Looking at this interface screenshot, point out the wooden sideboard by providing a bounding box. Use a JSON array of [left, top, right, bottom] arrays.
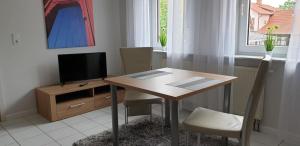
[[36, 79, 124, 121]]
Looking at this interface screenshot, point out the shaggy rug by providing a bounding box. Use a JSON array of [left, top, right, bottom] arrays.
[[74, 117, 239, 146]]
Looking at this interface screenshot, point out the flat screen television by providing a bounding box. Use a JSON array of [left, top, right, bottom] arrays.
[[58, 52, 107, 84]]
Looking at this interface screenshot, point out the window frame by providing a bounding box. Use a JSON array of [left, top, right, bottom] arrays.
[[237, 0, 288, 58]]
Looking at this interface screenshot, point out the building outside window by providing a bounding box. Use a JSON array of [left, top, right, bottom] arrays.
[[239, 0, 296, 57]]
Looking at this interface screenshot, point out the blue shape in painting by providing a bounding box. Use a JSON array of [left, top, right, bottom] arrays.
[[48, 6, 88, 49]]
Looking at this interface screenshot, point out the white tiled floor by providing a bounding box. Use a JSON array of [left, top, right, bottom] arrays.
[[0, 104, 288, 146]]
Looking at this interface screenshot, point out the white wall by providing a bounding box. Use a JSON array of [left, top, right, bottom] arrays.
[[0, 0, 122, 118], [0, 70, 5, 120]]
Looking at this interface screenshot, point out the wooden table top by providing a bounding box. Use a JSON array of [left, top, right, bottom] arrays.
[[104, 68, 237, 100]]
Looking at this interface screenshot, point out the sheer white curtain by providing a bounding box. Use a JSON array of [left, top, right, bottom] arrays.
[[126, 0, 157, 47], [167, 0, 237, 111], [279, 0, 300, 142]]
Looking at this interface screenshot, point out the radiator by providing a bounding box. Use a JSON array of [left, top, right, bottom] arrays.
[[232, 66, 264, 131]]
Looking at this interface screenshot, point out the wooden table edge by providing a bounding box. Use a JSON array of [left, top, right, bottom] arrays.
[[104, 80, 177, 100], [104, 78, 236, 101]]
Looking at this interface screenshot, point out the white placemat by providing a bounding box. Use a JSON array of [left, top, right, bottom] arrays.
[[167, 76, 222, 91], [127, 70, 172, 80]]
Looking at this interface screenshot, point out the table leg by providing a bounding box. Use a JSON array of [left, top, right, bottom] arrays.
[[222, 83, 232, 146], [111, 85, 119, 146], [171, 100, 179, 146], [165, 99, 170, 126], [223, 83, 231, 113]]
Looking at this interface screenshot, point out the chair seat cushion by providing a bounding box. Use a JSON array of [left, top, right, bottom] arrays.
[[124, 91, 162, 106], [183, 107, 243, 138]]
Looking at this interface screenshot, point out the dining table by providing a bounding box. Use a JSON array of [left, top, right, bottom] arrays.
[[104, 68, 237, 146]]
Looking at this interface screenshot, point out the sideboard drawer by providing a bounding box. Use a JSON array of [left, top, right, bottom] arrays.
[[56, 97, 94, 120], [94, 93, 111, 108]]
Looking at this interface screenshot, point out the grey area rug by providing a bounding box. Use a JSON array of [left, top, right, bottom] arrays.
[[74, 117, 239, 146]]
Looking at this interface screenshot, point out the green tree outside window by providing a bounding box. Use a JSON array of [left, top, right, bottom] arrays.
[[160, 0, 168, 48]]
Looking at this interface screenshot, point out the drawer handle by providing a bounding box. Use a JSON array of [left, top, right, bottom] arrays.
[[105, 96, 111, 99], [69, 103, 85, 109]]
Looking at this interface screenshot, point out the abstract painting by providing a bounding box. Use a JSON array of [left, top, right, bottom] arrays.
[[44, 0, 95, 49]]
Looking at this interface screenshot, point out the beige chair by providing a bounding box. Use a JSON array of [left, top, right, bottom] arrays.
[[120, 47, 164, 127], [183, 58, 270, 146]]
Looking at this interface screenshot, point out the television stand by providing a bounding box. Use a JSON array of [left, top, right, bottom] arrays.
[[36, 79, 125, 121]]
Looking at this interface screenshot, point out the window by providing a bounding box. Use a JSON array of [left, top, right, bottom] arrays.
[[238, 0, 296, 57], [159, 0, 168, 34], [158, 0, 168, 49]]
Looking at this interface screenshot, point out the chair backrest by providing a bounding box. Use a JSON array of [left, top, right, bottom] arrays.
[[240, 58, 270, 146], [120, 47, 153, 74]]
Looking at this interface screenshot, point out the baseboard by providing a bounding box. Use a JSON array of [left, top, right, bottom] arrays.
[[261, 126, 300, 145], [4, 108, 37, 121]]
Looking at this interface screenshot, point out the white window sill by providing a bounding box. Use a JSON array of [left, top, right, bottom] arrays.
[[235, 55, 286, 62], [153, 49, 167, 53], [153, 50, 286, 63]]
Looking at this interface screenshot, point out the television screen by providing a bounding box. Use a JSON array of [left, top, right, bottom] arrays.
[[58, 52, 107, 84]]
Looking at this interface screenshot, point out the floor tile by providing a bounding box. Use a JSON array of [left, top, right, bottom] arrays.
[[251, 132, 280, 146], [4, 122, 35, 134], [10, 126, 42, 142], [81, 125, 108, 136], [90, 114, 112, 125], [102, 122, 114, 129], [0, 118, 29, 128], [82, 110, 108, 120], [250, 142, 270, 146], [0, 108, 285, 146], [57, 133, 85, 146], [43, 142, 60, 146], [37, 121, 67, 133], [101, 107, 111, 113], [118, 117, 125, 125], [70, 120, 99, 132], [280, 142, 300, 146], [18, 133, 54, 146], [0, 134, 17, 146], [47, 126, 79, 141], [0, 126, 8, 137], [24, 114, 49, 125], [127, 115, 147, 122], [62, 115, 90, 126], [6, 143, 19, 146]]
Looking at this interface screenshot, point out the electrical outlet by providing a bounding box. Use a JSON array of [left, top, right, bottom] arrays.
[[11, 33, 21, 46]]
